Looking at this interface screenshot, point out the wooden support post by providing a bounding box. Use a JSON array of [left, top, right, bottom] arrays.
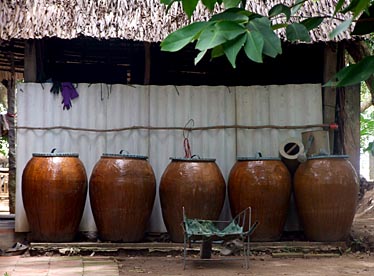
[[341, 84, 361, 175], [144, 42, 151, 85], [24, 40, 45, 82], [322, 44, 338, 153], [24, 40, 37, 82]]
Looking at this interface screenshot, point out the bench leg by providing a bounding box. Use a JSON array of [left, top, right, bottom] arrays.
[[200, 240, 212, 259]]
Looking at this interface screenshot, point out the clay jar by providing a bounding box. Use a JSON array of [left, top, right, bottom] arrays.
[[22, 152, 87, 242], [159, 158, 226, 242], [294, 155, 359, 241], [89, 153, 156, 242], [228, 157, 292, 241]]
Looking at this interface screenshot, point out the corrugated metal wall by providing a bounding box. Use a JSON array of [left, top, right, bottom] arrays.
[[16, 83, 322, 232]]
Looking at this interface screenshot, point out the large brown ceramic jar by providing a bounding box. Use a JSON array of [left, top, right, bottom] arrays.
[[159, 158, 226, 242], [228, 157, 292, 241], [22, 152, 87, 242], [89, 153, 156, 242], [294, 155, 359, 241]]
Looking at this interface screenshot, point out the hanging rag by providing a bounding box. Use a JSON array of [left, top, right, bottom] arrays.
[[61, 82, 79, 110], [50, 81, 61, 94]]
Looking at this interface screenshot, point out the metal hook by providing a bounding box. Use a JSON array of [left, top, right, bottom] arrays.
[[51, 148, 57, 153]]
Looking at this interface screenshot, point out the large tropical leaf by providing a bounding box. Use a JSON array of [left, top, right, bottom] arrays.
[[195, 50, 208, 65], [329, 18, 353, 39], [268, 4, 291, 20], [161, 22, 209, 52], [211, 45, 225, 58], [210, 8, 252, 23], [196, 24, 228, 51], [291, 0, 305, 15], [352, 3, 374, 35], [223, 0, 241, 9], [300, 17, 324, 31], [247, 17, 282, 58], [286, 23, 311, 42], [202, 0, 218, 11], [196, 21, 245, 51], [223, 33, 247, 68], [328, 56, 374, 87], [244, 31, 264, 63], [182, 0, 199, 18], [342, 0, 371, 18], [216, 21, 246, 40]]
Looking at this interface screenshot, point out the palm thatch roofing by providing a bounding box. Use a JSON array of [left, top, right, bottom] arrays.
[[0, 0, 351, 42]]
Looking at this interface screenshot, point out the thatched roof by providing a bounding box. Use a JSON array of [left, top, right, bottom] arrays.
[[0, 0, 352, 42]]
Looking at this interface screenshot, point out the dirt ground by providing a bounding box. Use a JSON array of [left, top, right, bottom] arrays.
[[116, 253, 374, 276], [350, 181, 374, 251], [116, 180, 374, 276]]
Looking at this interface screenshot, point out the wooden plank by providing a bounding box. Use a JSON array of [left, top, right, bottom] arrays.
[[342, 84, 361, 175], [24, 40, 37, 82], [322, 44, 338, 153], [144, 42, 151, 85]]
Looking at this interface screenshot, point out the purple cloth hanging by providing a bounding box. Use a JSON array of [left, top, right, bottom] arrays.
[[61, 82, 79, 110]]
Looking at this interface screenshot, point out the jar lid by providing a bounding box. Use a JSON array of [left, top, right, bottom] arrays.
[[237, 156, 281, 161], [32, 152, 79, 157], [308, 154, 349, 160], [102, 153, 148, 160], [170, 157, 216, 162]]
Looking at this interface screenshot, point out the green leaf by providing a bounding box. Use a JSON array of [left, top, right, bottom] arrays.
[[216, 21, 246, 40], [161, 22, 209, 52], [182, 0, 199, 18], [286, 23, 311, 42], [268, 4, 291, 20], [223, 33, 247, 68], [352, 4, 374, 35], [196, 24, 227, 51], [160, 0, 175, 5], [244, 31, 264, 63], [291, 0, 305, 15], [335, 56, 374, 87], [210, 8, 251, 23], [223, 0, 241, 9], [202, 0, 218, 11], [329, 18, 352, 39], [211, 45, 225, 58], [247, 17, 282, 58], [196, 21, 245, 51], [300, 17, 324, 31], [272, 23, 288, 30], [160, 0, 178, 13], [195, 50, 208, 65], [342, 0, 371, 18], [334, 0, 346, 14]]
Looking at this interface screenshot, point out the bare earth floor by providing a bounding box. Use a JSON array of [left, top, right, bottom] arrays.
[[2, 188, 374, 275], [118, 254, 374, 276], [1, 253, 374, 276]]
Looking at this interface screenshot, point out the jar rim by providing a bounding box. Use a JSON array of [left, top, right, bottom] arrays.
[[170, 157, 216, 162], [102, 153, 148, 160], [32, 153, 79, 157]]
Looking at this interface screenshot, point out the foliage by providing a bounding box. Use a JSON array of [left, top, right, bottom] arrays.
[[361, 110, 374, 153], [160, 0, 374, 86]]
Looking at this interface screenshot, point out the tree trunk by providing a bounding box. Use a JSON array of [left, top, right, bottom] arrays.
[[6, 45, 16, 214], [345, 40, 374, 113]]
